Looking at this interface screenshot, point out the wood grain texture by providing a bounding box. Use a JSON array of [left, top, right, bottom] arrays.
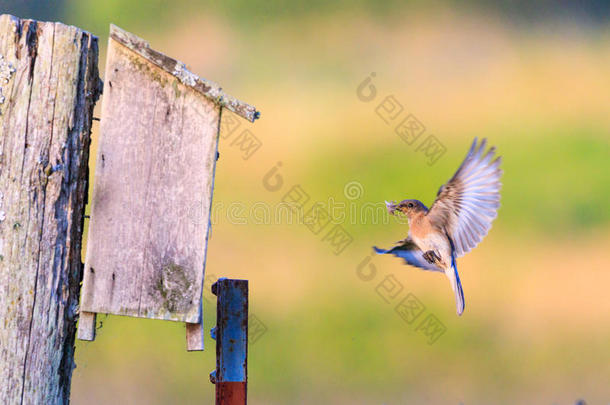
[[77, 311, 96, 341], [186, 321, 204, 351], [80, 28, 221, 327], [0, 14, 100, 405]]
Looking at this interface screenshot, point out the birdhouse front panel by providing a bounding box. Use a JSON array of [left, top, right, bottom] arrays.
[[80, 30, 220, 323]]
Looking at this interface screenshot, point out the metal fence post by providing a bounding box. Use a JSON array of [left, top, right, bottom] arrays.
[[210, 278, 248, 405]]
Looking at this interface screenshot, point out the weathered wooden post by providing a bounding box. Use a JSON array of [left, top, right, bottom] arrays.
[[210, 278, 249, 405], [0, 14, 100, 404]]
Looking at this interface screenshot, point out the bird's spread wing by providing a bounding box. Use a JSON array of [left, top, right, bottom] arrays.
[[374, 238, 444, 272], [427, 138, 502, 257]]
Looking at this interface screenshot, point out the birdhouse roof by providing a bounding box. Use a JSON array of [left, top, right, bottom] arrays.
[[109, 24, 259, 122]]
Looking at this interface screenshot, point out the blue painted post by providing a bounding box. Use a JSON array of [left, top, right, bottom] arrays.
[[210, 278, 248, 405]]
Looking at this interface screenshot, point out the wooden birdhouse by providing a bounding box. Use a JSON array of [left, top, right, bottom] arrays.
[[77, 25, 258, 350]]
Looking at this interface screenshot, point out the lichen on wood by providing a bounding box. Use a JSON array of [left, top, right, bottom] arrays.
[[109, 24, 260, 122], [0, 53, 16, 107]]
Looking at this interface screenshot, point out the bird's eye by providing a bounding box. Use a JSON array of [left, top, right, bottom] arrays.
[[408, 203, 414, 208]]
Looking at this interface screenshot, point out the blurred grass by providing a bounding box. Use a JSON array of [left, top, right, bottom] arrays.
[[0, 1, 603, 404]]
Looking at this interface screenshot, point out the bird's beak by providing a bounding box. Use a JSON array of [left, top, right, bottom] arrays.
[[385, 200, 398, 215]]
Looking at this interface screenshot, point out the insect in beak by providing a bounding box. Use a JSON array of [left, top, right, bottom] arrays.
[[385, 200, 398, 215]]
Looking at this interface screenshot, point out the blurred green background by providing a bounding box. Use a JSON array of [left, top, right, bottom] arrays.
[[4, 1, 610, 404]]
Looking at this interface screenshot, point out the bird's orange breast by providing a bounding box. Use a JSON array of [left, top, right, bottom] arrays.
[[410, 213, 433, 240]]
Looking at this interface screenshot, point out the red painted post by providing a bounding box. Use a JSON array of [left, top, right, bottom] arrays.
[[216, 382, 247, 404]]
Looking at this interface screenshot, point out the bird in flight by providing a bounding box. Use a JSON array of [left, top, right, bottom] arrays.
[[374, 138, 502, 316]]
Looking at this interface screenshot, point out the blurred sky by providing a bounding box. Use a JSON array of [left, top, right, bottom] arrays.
[[2, 1, 609, 404]]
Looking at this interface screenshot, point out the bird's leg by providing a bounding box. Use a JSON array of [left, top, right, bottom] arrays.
[[422, 250, 440, 264], [422, 250, 434, 264]]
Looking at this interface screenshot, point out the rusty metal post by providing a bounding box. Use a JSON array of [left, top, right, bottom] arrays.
[[210, 278, 248, 405]]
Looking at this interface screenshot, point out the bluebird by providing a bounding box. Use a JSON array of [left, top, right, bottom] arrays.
[[374, 138, 502, 316]]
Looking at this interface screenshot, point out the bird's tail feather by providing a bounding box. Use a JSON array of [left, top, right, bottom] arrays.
[[447, 259, 465, 316]]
